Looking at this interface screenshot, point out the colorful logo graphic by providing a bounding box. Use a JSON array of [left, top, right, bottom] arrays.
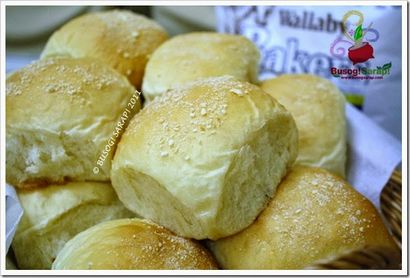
[[330, 10, 379, 65], [329, 10, 391, 81], [345, 14, 374, 64]]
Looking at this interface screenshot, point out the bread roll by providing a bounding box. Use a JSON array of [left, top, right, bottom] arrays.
[[261, 75, 346, 177], [12, 182, 135, 269], [142, 32, 260, 101], [6, 57, 139, 188], [208, 166, 397, 269], [111, 76, 298, 240], [41, 10, 168, 88], [52, 219, 218, 270]]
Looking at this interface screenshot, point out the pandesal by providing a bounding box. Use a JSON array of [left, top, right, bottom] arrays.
[[261, 74, 347, 177], [12, 181, 135, 269], [142, 32, 260, 101], [52, 219, 218, 270], [6, 57, 139, 188], [208, 166, 397, 269], [111, 76, 298, 240], [41, 10, 168, 88]]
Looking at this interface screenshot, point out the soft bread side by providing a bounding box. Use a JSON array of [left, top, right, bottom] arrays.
[[6, 57, 139, 187], [261, 74, 347, 177], [12, 182, 135, 269]]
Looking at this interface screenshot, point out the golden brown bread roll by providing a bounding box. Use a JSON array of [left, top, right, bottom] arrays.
[[52, 219, 218, 270], [208, 166, 397, 269], [142, 32, 260, 101], [261, 74, 347, 177], [41, 10, 168, 88], [111, 76, 298, 240], [6, 57, 140, 188], [12, 182, 135, 269]]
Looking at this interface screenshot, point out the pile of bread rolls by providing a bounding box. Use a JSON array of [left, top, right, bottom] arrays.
[[6, 9, 398, 270]]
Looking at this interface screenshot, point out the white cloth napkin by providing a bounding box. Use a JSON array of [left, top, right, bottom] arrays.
[[346, 103, 402, 209], [6, 184, 23, 253]]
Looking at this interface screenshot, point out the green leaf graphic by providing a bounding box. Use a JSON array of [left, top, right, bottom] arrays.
[[382, 62, 392, 70], [354, 25, 363, 41], [345, 94, 364, 107]]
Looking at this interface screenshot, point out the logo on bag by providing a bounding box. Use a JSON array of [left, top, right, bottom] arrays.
[[329, 10, 392, 80], [345, 12, 375, 64]]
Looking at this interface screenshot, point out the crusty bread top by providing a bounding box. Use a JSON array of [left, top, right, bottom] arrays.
[[261, 74, 346, 177], [142, 32, 260, 100], [52, 218, 218, 270], [208, 166, 397, 269], [6, 56, 137, 138], [41, 10, 168, 88]]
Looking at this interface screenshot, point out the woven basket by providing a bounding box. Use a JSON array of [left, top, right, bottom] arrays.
[[307, 171, 402, 270]]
